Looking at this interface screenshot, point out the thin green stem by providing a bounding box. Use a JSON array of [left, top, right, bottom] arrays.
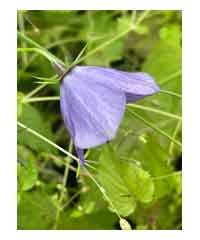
[[152, 171, 182, 180], [127, 103, 181, 120], [23, 96, 60, 103], [24, 35, 110, 70], [25, 83, 48, 98], [23, 14, 40, 33], [62, 189, 83, 210], [159, 89, 182, 99], [135, 10, 150, 25], [54, 140, 73, 229], [17, 32, 65, 66], [85, 162, 97, 171], [127, 109, 182, 147], [46, 38, 83, 48], [119, 156, 142, 166], [75, 28, 131, 65], [24, 75, 58, 100], [159, 70, 181, 86], [34, 81, 57, 85], [131, 10, 137, 23], [118, 118, 175, 149], [85, 159, 99, 164], [84, 167, 121, 219], [17, 47, 57, 64], [17, 122, 95, 173], [69, 43, 89, 68], [76, 161, 81, 178], [18, 12, 28, 65], [84, 149, 91, 159], [17, 122, 79, 163], [17, 31, 42, 49], [32, 74, 58, 81], [169, 119, 182, 155]]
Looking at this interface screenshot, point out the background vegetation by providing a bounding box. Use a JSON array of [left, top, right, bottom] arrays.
[[17, 10, 182, 230]]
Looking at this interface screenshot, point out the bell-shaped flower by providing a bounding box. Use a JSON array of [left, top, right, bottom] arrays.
[[60, 66, 160, 165]]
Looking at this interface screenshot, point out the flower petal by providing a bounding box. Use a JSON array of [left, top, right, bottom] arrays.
[[70, 66, 160, 103], [75, 147, 85, 166], [60, 83, 75, 138], [60, 67, 126, 149]]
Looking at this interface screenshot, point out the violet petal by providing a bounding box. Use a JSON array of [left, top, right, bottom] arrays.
[[70, 66, 160, 103], [60, 65, 160, 165], [60, 67, 126, 149]]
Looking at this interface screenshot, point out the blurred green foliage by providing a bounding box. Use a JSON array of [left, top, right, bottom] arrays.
[[17, 10, 182, 230]]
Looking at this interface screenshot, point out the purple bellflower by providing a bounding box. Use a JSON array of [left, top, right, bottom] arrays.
[[60, 66, 160, 166]]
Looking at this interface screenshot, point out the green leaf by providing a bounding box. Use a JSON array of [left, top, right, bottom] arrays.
[[142, 40, 181, 93], [84, 37, 124, 67], [17, 190, 56, 230], [141, 40, 182, 142], [115, 128, 177, 199], [135, 24, 149, 35], [79, 172, 106, 213], [159, 24, 181, 47], [97, 144, 154, 217], [18, 104, 56, 153], [97, 145, 136, 216], [135, 136, 176, 199], [117, 14, 132, 33], [113, 106, 180, 199], [57, 210, 118, 230], [133, 182, 182, 229], [17, 145, 38, 191], [81, 12, 124, 66], [118, 157, 154, 203]]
